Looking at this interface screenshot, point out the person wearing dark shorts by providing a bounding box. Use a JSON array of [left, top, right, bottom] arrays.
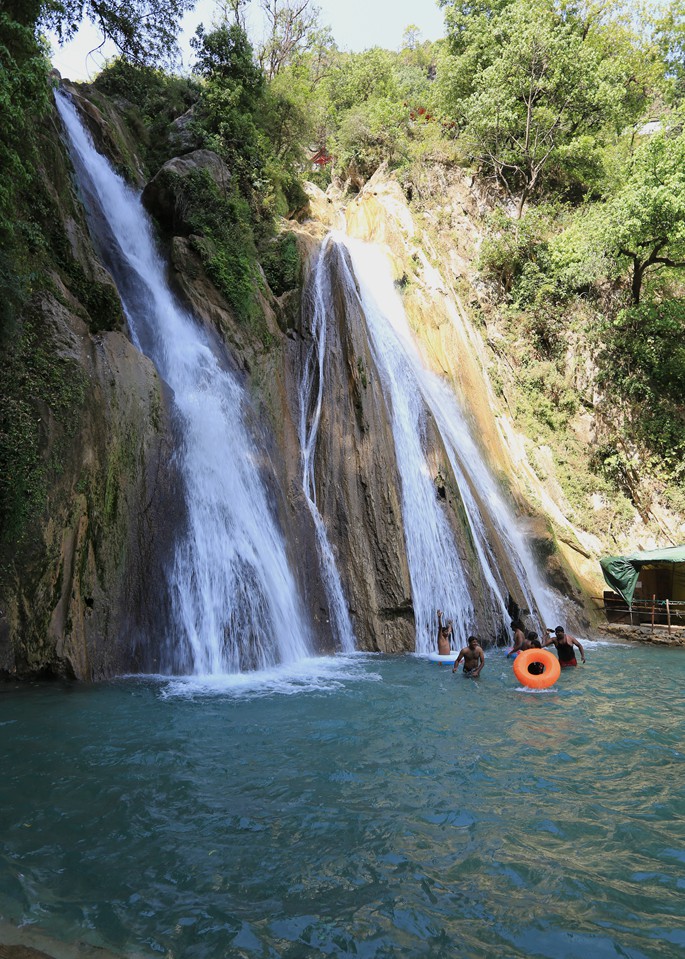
[[453, 636, 485, 678], [544, 626, 586, 667]]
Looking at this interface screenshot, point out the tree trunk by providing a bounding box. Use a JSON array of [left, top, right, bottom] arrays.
[[631, 259, 643, 305], [516, 185, 530, 220]]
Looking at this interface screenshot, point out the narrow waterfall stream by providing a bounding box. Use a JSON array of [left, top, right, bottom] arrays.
[[338, 235, 556, 649], [298, 237, 356, 652], [56, 91, 312, 674]]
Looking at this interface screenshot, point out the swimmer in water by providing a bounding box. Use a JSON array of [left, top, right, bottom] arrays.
[[526, 633, 544, 674], [436, 610, 454, 656], [507, 619, 527, 658], [544, 626, 586, 667], [452, 636, 484, 678]]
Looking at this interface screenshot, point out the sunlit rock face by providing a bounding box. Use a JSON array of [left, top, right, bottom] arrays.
[[340, 170, 590, 628], [345, 173, 510, 478]]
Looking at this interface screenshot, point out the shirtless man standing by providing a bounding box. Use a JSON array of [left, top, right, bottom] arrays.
[[452, 636, 485, 678], [544, 626, 586, 667], [507, 619, 527, 658], [436, 610, 454, 655]]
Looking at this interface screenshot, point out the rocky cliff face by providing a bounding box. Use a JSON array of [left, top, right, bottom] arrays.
[[291, 241, 415, 651], [288, 234, 540, 649], [0, 89, 177, 679], [341, 172, 589, 623], [2, 80, 610, 679]]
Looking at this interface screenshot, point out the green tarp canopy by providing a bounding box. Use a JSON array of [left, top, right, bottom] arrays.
[[600, 546, 685, 605]]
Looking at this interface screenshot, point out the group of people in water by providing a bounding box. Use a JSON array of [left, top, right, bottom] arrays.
[[436, 609, 586, 677], [507, 618, 586, 667]]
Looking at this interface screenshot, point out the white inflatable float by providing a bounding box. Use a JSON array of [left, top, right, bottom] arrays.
[[426, 652, 459, 663]]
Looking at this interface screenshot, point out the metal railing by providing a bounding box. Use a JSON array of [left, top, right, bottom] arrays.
[[595, 594, 685, 633]]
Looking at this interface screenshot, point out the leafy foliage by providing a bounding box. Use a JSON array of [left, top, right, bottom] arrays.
[[438, 0, 648, 214], [0, 13, 50, 330], [594, 127, 685, 303], [597, 301, 685, 483], [41, 0, 196, 66], [169, 168, 258, 324], [260, 231, 300, 296], [93, 57, 199, 172], [654, 0, 685, 101]]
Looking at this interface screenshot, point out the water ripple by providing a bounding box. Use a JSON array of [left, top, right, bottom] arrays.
[[0, 644, 683, 958]]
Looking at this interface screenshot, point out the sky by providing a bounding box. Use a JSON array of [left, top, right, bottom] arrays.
[[50, 0, 446, 81]]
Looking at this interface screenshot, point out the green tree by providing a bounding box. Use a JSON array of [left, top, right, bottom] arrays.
[[598, 127, 685, 304], [598, 300, 685, 482], [191, 20, 264, 94], [654, 0, 685, 100], [438, 0, 647, 214], [191, 23, 265, 191], [323, 47, 398, 114], [191, 19, 308, 216], [402, 24, 422, 51], [332, 96, 410, 179]]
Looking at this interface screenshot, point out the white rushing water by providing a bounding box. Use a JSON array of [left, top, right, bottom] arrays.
[[332, 236, 473, 651], [339, 236, 557, 649], [299, 238, 356, 652], [56, 91, 312, 674]]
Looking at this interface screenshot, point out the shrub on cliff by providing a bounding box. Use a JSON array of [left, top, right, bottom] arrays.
[[0, 13, 50, 331], [93, 58, 199, 172], [597, 301, 685, 487]]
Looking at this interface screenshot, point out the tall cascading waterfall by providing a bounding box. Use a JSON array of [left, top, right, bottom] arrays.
[[331, 235, 474, 651], [336, 234, 556, 651], [298, 237, 356, 652], [55, 91, 312, 674]]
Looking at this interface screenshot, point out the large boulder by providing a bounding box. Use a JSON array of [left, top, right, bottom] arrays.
[[142, 150, 231, 236], [168, 106, 200, 154]]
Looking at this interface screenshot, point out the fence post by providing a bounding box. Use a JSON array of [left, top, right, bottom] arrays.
[[651, 594, 656, 633], [666, 599, 671, 636]]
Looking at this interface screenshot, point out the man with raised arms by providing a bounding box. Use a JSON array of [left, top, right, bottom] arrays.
[[436, 609, 454, 655], [544, 626, 586, 667], [452, 636, 485, 678]]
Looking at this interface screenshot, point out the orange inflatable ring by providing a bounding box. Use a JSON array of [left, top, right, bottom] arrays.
[[513, 649, 561, 689]]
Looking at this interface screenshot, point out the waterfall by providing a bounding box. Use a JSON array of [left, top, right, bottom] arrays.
[[415, 370, 556, 629], [333, 237, 474, 651], [338, 235, 556, 650], [55, 91, 312, 675], [298, 238, 356, 652]]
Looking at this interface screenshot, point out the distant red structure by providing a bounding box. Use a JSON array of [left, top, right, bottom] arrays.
[[311, 147, 332, 166]]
